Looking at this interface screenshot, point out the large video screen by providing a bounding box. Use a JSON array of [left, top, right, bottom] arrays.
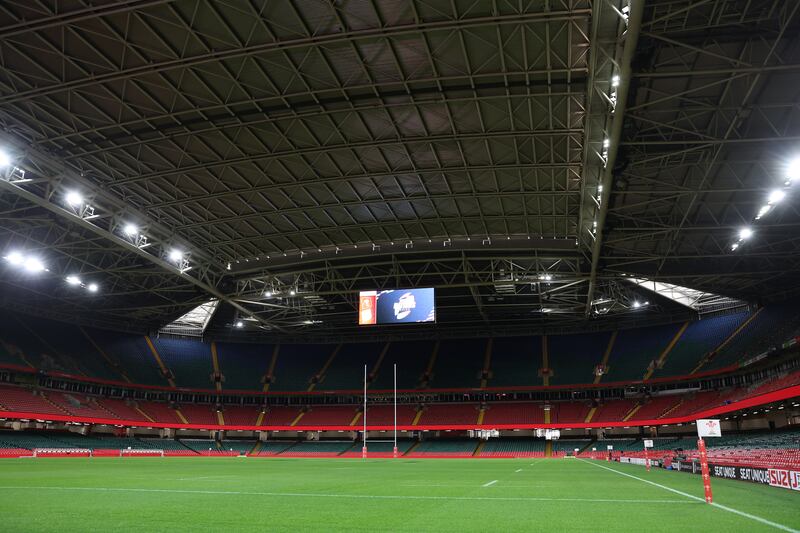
[[358, 288, 436, 325]]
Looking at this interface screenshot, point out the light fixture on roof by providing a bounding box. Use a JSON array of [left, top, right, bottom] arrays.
[[168, 249, 183, 262], [123, 223, 138, 237], [0, 150, 11, 168], [234, 321, 244, 329], [603, 138, 610, 148], [289, 289, 296, 296], [65, 275, 82, 286], [23, 256, 45, 273], [739, 227, 753, 240], [786, 157, 800, 185], [65, 191, 83, 207], [5, 251, 24, 266], [611, 75, 620, 88], [87, 283, 99, 293], [755, 205, 771, 220], [731, 242, 739, 251], [264, 291, 272, 298], [632, 301, 641, 309], [767, 189, 786, 205]]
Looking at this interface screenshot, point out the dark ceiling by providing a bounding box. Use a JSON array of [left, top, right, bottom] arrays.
[[0, 0, 797, 340]]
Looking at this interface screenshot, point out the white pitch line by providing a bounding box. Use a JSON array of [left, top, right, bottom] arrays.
[[581, 460, 799, 533], [482, 479, 498, 487], [0, 486, 698, 504], [515, 469, 522, 473]]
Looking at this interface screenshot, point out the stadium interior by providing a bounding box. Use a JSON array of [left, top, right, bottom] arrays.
[[0, 0, 799, 531]]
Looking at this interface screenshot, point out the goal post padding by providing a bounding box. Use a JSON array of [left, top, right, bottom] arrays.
[[33, 448, 92, 458]]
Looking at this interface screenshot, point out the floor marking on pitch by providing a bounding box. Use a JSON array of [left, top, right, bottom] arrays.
[[482, 479, 498, 487], [0, 486, 699, 504], [580, 460, 799, 533], [515, 469, 522, 473]]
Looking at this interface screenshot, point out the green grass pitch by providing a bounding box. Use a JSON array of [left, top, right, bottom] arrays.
[[0, 457, 798, 532]]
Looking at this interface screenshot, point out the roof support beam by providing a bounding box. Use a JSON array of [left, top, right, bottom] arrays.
[[585, 0, 644, 314]]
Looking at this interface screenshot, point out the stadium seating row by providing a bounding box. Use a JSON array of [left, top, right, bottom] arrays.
[[3, 430, 795, 467], [1, 371, 797, 428], [1, 304, 795, 392]]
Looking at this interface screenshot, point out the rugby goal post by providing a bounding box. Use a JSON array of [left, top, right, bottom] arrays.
[[120, 448, 165, 457], [33, 448, 92, 458]]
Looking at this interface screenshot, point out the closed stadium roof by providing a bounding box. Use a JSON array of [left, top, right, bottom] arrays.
[[0, 0, 797, 339]]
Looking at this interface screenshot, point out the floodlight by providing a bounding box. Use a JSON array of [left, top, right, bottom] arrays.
[[6, 251, 24, 265], [87, 283, 99, 293], [603, 138, 610, 148], [123, 223, 138, 237], [265, 291, 272, 297], [731, 242, 739, 251], [787, 157, 800, 184], [65, 275, 82, 286], [23, 257, 44, 273], [235, 321, 244, 328], [632, 301, 641, 308], [0, 150, 11, 168], [611, 75, 620, 88], [289, 289, 296, 296], [755, 205, 771, 219], [767, 189, 786, 204], [168, 249, 183, 262], [65, 191, 83, 207], [739, 227, 753, 240]]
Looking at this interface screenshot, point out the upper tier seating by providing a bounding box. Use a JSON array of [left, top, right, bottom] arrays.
[[429, 339, 486, 388], [269, 343, 332, 392], [489, 336, 541, 387], [548, 332, 611, 386], [709, 303, 800, 369], [84, 330, 166, 386], [317, 342, 384, 390], [369, 340, 435, 390], [0, 304, 796, 392], [656, 312, 749, 377], [215, 342, 273, 390], [150, 337, 212, 389], [605, 323, 682, 382]]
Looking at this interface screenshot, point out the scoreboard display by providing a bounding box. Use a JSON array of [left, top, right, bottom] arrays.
[[358, 288, 436, 325]]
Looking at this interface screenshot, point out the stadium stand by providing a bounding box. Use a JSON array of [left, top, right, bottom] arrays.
[[604, 323, 681, 382], [0, 306, 796, 394], [296, 406, 358, 427], [369, 340, 434, 390], [417, 404, 480, 425], [655, 312, 749, 377], [317, 342, 384, 390], [406, 439, 478, 457], [482, 402, 545, 426], [548, 331, 611, 386], [479, 438, 546, 457], [429, 339, 486, 389], [280, 440, 353, 457], [215, 342, 274, 391], [269, 343, 333, 392], [489, 336, 542, 387], [150, 337, 212, 389]]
